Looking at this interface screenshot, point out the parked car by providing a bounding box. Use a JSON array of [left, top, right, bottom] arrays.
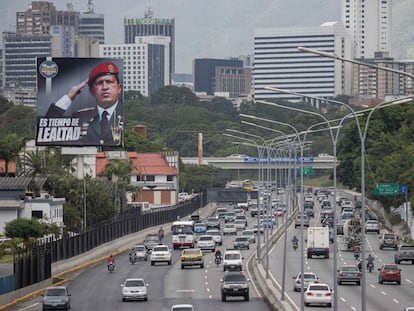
[[42, 286, 71, 310], [337, 264, 361, 285], [121, 278, 148, 301], [378, 264, 401, 284], [304, 283, 332, 307], [292, 271, 319, 292], [220, 271, 250, 302]]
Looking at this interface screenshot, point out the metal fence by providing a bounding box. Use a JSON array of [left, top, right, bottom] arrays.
[[9, 195, 204, 292]]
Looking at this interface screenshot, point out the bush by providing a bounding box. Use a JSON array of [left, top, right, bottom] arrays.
[[389, 213, 402, 226]]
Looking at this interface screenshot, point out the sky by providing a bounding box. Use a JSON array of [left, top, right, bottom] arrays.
[[0, 0, 342, 73]]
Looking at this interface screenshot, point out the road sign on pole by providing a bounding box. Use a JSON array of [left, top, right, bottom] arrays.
[[301, 166, 313, 175], [374, 183, 399, 196]]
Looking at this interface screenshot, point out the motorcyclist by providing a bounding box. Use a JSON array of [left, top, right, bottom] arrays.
[[353, 244, 361, 259], [292, 235, 299, 249], [108, 254, 115, 267], [366, 254, 374, 271], [214, 248, 222, 261]]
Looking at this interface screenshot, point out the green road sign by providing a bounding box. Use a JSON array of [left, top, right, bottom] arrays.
[[374, 183, 399, 196], [302, 166, 313, 175]]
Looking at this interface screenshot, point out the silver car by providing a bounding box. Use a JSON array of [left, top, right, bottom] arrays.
[[233, 236, 250, 249], [292, 272, 319, 291], [241, 230, 256, 243], [121, 278, 148, 301], [196, 235, 215, 252], [206, 229, 223, 245], [129, 244, 148, 262], [42, 286, 71, 310]]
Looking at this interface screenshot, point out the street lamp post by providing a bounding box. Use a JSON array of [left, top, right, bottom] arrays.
[[264, 85, 413, 311]]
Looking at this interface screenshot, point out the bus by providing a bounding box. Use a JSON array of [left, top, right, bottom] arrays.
[[171, 220, 196, 249]]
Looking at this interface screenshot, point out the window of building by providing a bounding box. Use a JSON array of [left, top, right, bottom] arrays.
[[145, 175, 155, 182], [167, 175, 174, 181]]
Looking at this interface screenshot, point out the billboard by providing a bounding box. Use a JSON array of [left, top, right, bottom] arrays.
[[36, 58, 124, 147]]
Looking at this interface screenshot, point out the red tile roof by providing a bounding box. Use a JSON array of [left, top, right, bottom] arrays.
[[0, 160, 16, 174], [96, 152, 177, 175]]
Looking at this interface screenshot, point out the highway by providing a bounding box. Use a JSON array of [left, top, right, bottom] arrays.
[[3, 190, 414, 311], [268, 191, 414, 310], [3, 204, 273, 311]]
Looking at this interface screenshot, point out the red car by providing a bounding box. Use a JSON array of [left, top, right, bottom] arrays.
[[378, 264, 401, 284]]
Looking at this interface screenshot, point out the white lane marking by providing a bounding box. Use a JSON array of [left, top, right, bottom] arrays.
[[18, 303, 39, 311], [380, 290, 387, 295], [176, 289, 196, 292], [206, 287, 210, 292], [209, 294, 212, 299], [340, 297, 346, 302], [406, 279, 412, 284], [369, 284, 376, 288], [393, 298, 399, 304], [350, 306, 357, 311]]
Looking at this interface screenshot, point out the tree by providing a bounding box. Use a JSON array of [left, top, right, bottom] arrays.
[[0, 105, 36, 137], [0, 134, 25, 176], [4, 218, 45, 245]]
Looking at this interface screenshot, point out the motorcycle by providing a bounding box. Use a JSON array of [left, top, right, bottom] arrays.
[[292, 241, 298, 251], [129, 253, 137, 265], [354, 251, 360, 260], [367, 262, 374, 273], [108, 262, 115, 272], [215, 255, 222, 266]]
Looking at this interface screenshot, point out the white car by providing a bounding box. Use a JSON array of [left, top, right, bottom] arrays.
[[365, 219, 380, 233], [234, 219, 246, 230], [223, 223, 237, 235], [241, 230, 256, 243], [206, 229, 223, 245], [121, 278, 148, 301], [196, 235, 215, 252], [150, 245, 172, 265], [304, 283, 332, 307], [171, 304, 194, 311], [292, 272, 319, 292]]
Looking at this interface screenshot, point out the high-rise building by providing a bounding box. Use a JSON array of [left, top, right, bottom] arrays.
[[78, 1, 105, 44], [254, 22, 352, 103], [100, 36, 170, 96], [214, 66, 252, 99], [342, 0, 391, 59], [193, 59, 244, 96], [2, 32, 51, 89], [124, 5, 175, 77], [16, 1, 78, 37]]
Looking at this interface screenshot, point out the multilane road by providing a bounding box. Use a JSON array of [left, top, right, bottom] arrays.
[[268, 191, 414, 310]]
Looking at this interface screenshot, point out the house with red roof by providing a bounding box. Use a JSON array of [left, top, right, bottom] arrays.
[[96, 151, 179, 207]]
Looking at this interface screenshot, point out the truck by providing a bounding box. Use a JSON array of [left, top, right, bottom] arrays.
[[341, 212, 361, 251], [307, 226, 330, 259]]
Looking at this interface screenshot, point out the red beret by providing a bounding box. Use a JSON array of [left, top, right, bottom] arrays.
[[88, 61, 119, 85]]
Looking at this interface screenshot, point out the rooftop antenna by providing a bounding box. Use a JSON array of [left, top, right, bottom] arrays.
[[66, 3, 74, 11], [144, 0, 154, 19], [87, 0, 94, 13]]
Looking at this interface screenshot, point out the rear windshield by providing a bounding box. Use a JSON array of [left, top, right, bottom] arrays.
[[224, 274, 246, 282], [400, 245, 414, 250]]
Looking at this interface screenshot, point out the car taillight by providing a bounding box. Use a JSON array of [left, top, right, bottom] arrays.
[[325, 292, 332, 297], [296, 280, 301, 284], [306, 291, 314, 296]]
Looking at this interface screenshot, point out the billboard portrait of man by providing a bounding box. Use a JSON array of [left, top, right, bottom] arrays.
[[36, 58, 124, 147]]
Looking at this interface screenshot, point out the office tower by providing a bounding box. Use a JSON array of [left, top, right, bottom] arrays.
[[342, 0, 392, 59], [100, 36, 170, 96], [254, 22, 352, 103], [78, 0, 105, 44], [124, 5, 175, 77], [214, 66, 252, 99], [193, 59, 244, 96]]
